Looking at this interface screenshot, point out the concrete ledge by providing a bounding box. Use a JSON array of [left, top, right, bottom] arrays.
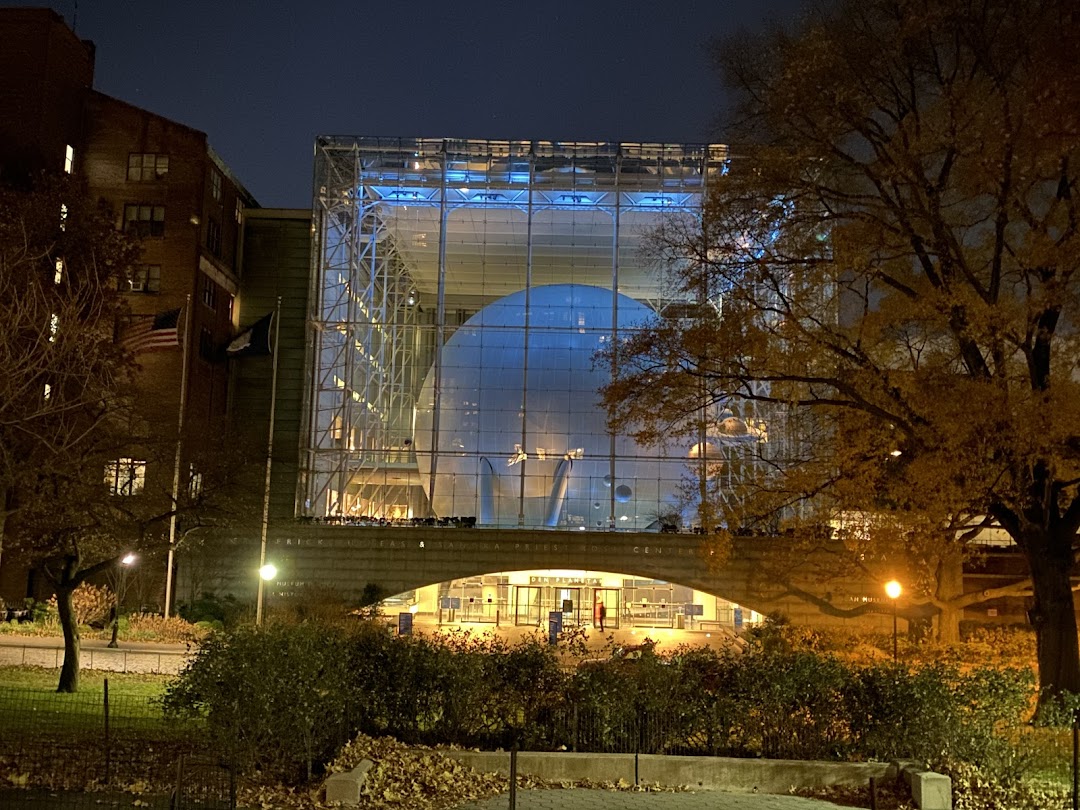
[[446, 751, 895, 794], [898, 762, 952, 810], [325, 759, 373, 805]]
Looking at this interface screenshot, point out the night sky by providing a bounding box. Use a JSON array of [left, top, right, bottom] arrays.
[[22, 1, 804, 207]]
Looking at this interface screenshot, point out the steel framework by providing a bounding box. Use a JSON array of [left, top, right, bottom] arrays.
[[305, 138, 780, 527]]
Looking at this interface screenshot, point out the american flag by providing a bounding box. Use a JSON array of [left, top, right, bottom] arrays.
[[119, 308, 182, 353]]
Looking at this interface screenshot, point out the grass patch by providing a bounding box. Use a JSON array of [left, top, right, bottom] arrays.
[[0, 667, 179, 740], [0, 665, 171, 697]]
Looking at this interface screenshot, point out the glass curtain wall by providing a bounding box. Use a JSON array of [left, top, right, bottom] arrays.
[[307, 138, 753, 530]]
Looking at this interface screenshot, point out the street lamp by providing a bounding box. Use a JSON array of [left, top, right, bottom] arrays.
[[108, 553, 138, 649], [256, 563, 277, 625], [884, 579, 902, 663]]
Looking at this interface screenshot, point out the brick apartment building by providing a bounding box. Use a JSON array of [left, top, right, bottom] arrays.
[[0, 7, 257, 604]]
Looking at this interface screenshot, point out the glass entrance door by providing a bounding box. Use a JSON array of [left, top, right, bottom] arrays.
[[556, 587, 582, 626], [513, 585, 542, 626], [593, 587, 620, 631]]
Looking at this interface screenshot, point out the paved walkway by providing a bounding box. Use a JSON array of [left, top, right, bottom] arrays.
[[454, 789, 853, 809], [0, 634, 191, 674]]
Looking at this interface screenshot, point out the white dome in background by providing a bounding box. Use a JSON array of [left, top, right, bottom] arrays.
[[414, 284, 687, 528]]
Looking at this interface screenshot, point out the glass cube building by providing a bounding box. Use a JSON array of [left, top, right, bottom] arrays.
[[304, 138, 759, 530]]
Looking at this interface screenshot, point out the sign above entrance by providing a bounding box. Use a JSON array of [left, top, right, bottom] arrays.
[[529, 575, 601, 586]]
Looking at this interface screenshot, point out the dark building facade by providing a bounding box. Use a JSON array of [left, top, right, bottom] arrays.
[[0, 7, 256, 607], [0, 8, 93, 185]]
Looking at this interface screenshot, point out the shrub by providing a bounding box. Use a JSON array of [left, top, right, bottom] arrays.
[[723, 647, 855, 760], [29, 597, 58, 625], [270, 584, 357, 626], [339, 624, 568, 749], [177, 592, 244, 628], [846, 663, 1034, 769], [45, 583, 113, 627], [126, 613, 209, 644], [163, 620, 1043, 787], [163, 623, 354, 783]]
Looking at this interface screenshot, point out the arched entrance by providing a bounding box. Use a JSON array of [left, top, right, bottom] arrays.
[[386, 567, 764, 636]]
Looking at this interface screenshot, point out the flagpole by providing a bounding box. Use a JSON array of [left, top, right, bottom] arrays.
[[164, 295, 192, 618], [256, 297, 282, 625]]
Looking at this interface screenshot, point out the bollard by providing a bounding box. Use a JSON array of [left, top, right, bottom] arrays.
[[869, 776, 878, 810], [509, 745, 517, 810]]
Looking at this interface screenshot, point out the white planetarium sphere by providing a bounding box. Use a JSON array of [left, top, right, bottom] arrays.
[[414, 284, 685, 528]]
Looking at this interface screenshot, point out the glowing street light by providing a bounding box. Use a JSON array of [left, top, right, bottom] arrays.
[[108, 553, 138, 649], [885, 579, 902, 663], [256, 563, 277, 625]]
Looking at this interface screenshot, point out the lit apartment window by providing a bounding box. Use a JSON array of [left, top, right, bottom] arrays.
[[128, 153, 169, 181], [123, 204, 165, 238], [234, 198, 243, 224], [201, 274, 217, 309], [120, 265, 161, 293], [206, 217, 222, 258], [104, 458, 146, 496], [210, 169, 222, 201], [188, 464, 203, 499], [48, 313, 59, 342], [64, 145, 74, 174], [54, 258, 64, 285], [59, 203, 68, 231], [43, 382, 52, 401]]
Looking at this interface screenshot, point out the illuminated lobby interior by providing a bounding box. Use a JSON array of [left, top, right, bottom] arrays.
[[393, 571, 762, 633]]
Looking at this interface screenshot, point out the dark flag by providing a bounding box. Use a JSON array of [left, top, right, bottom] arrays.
[[226, 312, 274, 357], [119, 308, 182, 353]]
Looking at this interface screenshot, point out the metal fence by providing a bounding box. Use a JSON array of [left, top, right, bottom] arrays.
[[535, 704, 696, 755], [540, 704, 843, 758], [1010, 722, 1076, 793], [1, 681, 1077, 809], [0, 682, 230, 810]]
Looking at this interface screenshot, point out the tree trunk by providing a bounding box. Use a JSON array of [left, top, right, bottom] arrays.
[[1026, 531, 1080, 710], [0, 485, 10, 581], [935, 604, 962, 644], [55, 583, 80, 693], [934, 554, 965, 644]]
